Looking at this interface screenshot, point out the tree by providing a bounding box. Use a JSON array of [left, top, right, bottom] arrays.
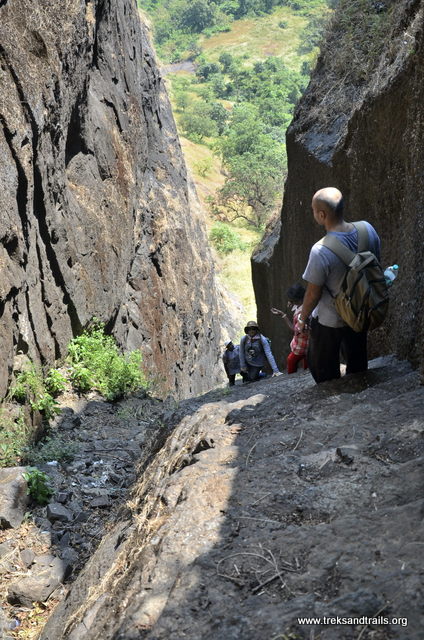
[[196, 60, 221, 81], [210, 74, 227, 98], [214, 105, 287, 228], [177, 0, 218, 33], [216, 103, 264, 160], [214, 146, 286, 228], [179, 102, 218, 140], [218, 51, 234, 72], [174, 90, 191, 111], [209, 102, 228, 134]]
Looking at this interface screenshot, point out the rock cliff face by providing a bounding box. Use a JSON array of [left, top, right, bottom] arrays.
[[0, 0, 224, 399], [253, 0, 424, 371]]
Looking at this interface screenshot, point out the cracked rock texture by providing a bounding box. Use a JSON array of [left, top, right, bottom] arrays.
[[0, 0, 225, 399], [252, 0, 424, 372]]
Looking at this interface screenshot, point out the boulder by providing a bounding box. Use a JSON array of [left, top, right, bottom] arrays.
[[46, 503, 73, 524], [0, 467, 29, 529], [7, 556, 66, 607]]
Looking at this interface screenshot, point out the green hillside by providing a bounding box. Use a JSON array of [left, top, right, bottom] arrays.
[[139, 0, 333, 327]]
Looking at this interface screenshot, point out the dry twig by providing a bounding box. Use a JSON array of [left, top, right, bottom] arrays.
[[292, 429, 304, 451], [356, 602, 390, 640], [251, 492, 272, 506], [245, 442, 257, 467]]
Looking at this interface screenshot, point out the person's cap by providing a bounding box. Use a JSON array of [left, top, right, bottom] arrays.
[[244, 321, 259, 333], [224, 340, 233, 347]]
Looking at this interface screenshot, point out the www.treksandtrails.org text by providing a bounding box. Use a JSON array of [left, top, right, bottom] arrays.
[[297, 616, 408, 627]]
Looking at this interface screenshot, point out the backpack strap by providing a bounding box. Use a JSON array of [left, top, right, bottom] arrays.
[[317, 234, 355, 266], [352, 221, 370, 252], [318, 221, 370, 265]]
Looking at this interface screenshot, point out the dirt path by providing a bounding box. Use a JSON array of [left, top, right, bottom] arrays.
[[38, 355, 423, 640], [161, 61, 197, 75]]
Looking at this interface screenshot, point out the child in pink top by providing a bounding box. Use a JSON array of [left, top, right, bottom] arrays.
[[271, 284, 309, 374]]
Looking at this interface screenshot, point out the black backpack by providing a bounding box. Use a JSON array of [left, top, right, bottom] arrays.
[[318, 222, 389, 332]]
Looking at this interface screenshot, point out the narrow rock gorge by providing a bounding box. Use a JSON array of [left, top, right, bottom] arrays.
[[253, 0, 424, 373], [0, 0, 226, 400], [1, 1, 423, 639]]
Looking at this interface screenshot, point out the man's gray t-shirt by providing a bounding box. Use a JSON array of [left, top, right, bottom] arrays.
[[302, 221, 381, 328]]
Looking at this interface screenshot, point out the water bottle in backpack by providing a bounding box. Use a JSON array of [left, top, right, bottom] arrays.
[[384, 264, 399, 287]]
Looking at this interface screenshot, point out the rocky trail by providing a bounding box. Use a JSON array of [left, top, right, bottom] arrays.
[[1, 356, 424, 639]]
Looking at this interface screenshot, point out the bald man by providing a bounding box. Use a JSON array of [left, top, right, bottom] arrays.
[[297, 187, 381, 383]]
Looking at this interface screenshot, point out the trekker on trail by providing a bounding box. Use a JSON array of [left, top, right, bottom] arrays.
[[222, 340, 246, 386], [239, 321, 281, 382], [271, 283, 309, 374], [300, 187, 381, 383]]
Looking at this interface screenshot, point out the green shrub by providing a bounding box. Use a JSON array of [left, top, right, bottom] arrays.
[[0, 409, 28, 467], [11, 365, 60, 420], [23, 467, 53, 505], [44, 369, 67, 397], [194, 157, 214, 177], [209, 223, 246, 254], [67, 321, 148, 401]]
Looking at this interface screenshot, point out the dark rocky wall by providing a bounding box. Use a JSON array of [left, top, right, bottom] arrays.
[[253, 0, 424, 373], [0, 0, 225, 398]]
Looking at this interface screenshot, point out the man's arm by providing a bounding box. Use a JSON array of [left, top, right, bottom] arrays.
[[298, 282, 323, 328], [261, 336, 280, 374]]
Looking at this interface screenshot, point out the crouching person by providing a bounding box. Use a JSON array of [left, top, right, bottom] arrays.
[[240, 321, 281, 382], [222, 340, 246, 386]]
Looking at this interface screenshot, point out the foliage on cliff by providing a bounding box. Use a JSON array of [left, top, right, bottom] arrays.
[[295, 0, 420, 133]]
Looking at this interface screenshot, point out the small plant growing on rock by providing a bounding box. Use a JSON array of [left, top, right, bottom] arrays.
[[11, 364, 60, 420], [23, 467, 53, 505], [44, 368, 67, 397], [194, 157, 214, 178], [67, 320, 149, 401], [0, 408, 28, 467]]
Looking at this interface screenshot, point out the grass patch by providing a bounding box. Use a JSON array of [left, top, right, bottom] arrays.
[[322, 0, 401, 84], [200, 7, 314, 72], [298, 0, 411, 134], [180, 137, 225, 206]]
